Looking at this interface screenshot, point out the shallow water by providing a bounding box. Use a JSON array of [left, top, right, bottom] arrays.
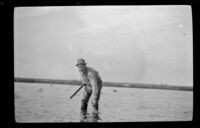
[[14, 82, 193, 122]]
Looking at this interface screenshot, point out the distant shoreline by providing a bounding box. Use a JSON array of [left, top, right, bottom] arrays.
[[14, 77, 193, 91]]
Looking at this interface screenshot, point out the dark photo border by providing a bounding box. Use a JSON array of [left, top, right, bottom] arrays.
[[2, 0, 200, 128]]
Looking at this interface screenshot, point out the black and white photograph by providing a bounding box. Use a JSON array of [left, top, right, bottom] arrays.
[[14, 5, 193, 123]]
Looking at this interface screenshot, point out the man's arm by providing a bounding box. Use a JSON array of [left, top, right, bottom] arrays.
[[88, 72, 99, 104], [80, 73, 88, 85]]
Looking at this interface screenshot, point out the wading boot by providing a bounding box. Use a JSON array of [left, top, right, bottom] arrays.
[[80, 102, 88, 117]]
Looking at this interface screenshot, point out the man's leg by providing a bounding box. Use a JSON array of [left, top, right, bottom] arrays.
[[81, 88, 91, 115]]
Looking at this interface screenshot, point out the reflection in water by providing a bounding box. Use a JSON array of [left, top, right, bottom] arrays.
[[80, 112, 101, 122]]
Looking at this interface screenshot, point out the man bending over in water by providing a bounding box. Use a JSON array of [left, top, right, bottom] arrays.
[[75, 58, 103, 116]]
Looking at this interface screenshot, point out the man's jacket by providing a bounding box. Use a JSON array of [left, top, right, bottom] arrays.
[[80, 66, 102, 102]]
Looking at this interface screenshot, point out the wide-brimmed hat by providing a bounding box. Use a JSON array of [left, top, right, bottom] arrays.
[[76, 58, 87, 66]]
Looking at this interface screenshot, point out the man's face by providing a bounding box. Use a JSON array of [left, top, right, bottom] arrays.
[[77, 64, 86, 73]]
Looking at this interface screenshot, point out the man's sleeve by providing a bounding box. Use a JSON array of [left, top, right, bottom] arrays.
[[88, 72, 99, 103], [82, 79, 87, 85], [80, 74, 87, 85]]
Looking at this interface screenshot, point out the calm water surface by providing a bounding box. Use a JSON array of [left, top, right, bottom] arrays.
[[14, 83, 193, 122]]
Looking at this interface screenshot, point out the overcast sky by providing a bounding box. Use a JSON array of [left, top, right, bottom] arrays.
[[14, 6, 193, 86]]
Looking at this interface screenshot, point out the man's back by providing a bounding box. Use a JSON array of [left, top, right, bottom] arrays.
[[80, 66, 102, 88], [86, 66, 102, 85]]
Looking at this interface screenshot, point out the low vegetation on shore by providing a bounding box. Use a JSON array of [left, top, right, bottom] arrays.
[[14, 77, 192, 91]]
